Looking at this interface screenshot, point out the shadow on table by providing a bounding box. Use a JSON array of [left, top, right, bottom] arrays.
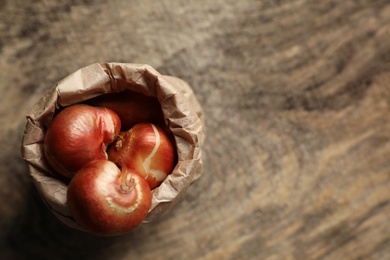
[[3, 169, 152, 259]]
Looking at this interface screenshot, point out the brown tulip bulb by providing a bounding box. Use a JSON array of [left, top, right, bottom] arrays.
[[44, 104, 121, 178], [108, 123, 176, 189], [67, 160, 152, 236], [87, 90, 165, 130]]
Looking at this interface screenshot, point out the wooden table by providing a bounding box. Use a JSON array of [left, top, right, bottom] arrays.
[[1, 0, 389, 259]]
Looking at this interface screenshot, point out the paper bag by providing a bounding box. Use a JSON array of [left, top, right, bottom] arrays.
[[21, 63, 205, 230]]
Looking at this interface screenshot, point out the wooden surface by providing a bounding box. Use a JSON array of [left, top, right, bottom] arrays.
[[1, 0, 390, 259]]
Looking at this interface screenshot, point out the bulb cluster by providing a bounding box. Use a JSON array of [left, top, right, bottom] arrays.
[[43, 92, 177, 236]]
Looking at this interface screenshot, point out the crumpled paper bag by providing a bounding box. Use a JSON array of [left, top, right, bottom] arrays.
[[21, 63, 205, 231]]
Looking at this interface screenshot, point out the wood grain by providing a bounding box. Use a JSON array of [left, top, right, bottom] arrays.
[[1, 0, 390, 259]]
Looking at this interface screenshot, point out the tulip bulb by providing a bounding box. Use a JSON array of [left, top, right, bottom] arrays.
[[44, 104, 121, 178], [108, 123, 176, 189], [67, 160, 152, 236], [87, 90, 165, 130]]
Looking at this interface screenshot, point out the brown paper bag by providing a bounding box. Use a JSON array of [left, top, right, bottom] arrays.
[[21, 63, 205, 231]]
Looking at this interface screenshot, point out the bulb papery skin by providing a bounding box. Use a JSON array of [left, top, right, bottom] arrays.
[[87, 90, 165, 130], [67, 160, 152, 236], [107, 123, 177, 189], [44, 104, 121, 178]]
